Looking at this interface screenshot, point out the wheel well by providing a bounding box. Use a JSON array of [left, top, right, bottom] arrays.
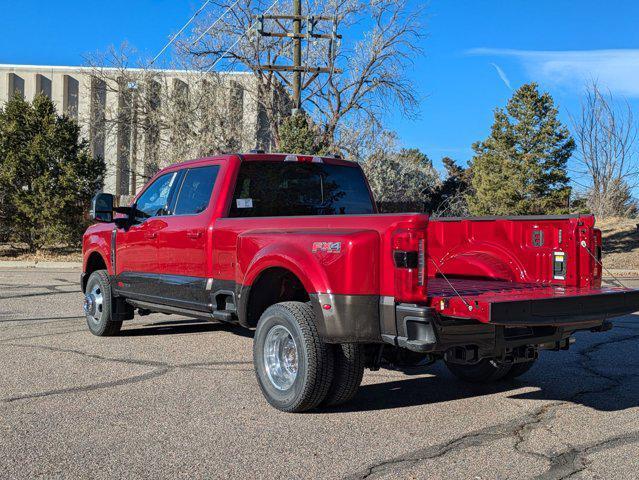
[[244, 267, 309, 328], [83, 252, 107, 292]]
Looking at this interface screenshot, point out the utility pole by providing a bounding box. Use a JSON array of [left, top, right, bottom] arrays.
[[253, 0, 341, 114], [292, 0, 302, 111]]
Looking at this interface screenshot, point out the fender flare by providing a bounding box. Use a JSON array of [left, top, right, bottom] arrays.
[[240, 243, 329, 293]]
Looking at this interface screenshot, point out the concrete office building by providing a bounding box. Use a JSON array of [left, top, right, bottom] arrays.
[[0, 64, 278, 197]]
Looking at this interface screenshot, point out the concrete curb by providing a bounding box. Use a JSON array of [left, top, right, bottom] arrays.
[[0, 261, 82, 269]]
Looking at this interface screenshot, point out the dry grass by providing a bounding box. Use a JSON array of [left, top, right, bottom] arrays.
[[0, 244, 82, 262], [597, 217, 639, 271]]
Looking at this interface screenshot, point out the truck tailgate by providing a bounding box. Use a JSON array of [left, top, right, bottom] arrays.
[[427, 278, 639, 326]]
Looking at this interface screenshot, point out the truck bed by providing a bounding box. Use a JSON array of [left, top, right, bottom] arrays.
[[426, 277, 639, 326]]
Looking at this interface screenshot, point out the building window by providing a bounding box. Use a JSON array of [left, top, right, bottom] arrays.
[[35, 74, 52, 99], [63, 75, 79, 118], [7, 73, 25, 99]]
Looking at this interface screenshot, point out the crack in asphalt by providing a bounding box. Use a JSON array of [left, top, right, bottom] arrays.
[[1, 342, 252, 403], [344, 405, 564, 480], [534, 431, 639, 480], [345, 327, 639, 480], [0, 315, 84, 325], [4, 368, 171, 403], [0, 327, 87, 342], [0, 289, 78, 300], [571, 333, 639, 401]]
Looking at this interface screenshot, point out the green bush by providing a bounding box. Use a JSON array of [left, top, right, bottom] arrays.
[[0, 94, 105, 252]]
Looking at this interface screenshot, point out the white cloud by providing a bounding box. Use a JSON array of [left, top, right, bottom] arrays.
[[490, 62, 512, 90], [467, 48, 639, 97]]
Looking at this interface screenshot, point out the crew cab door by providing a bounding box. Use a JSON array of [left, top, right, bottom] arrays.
[[114, 170, 179, 299], [155, 164, 221, 311]]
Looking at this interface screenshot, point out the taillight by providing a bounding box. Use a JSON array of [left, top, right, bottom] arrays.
[[392, 227, 427, 303], [593, 228, 602, 280]]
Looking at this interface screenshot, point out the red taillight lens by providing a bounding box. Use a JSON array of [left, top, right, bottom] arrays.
[[593, 228, 602, 281], [392, 227, 427, 303]]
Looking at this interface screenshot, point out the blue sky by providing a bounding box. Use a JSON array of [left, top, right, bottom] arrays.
[[1, 0, 638, 178]]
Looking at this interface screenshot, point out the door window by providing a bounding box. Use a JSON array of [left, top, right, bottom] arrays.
[[135, 172, 178, 219], [174, 165, 220, 215]]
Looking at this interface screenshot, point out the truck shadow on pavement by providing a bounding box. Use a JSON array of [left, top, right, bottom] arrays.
[[117, 315, 639, 414], [119, 319, 255, 339], [333, 317, 639, 414]]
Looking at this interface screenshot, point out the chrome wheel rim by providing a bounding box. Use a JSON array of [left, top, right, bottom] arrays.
[[263, 325, 298, 391], [84, 284, 104, 323]]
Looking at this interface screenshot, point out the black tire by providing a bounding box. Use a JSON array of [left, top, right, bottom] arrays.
[[84, 270, 122, 337], [504, 359, 536, 379], [253, 302, 334, 412], [445, 358, 512, 383], [323, 343, 365, 407]]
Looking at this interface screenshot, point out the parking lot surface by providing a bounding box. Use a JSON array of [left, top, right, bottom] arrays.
[[1, 268, 639, 479]]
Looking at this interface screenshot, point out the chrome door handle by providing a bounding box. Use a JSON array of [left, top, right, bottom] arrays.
[[145, 232, 158, 239], [186, 230, 203, 239]]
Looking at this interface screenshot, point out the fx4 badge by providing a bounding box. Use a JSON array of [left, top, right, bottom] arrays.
[[312, 241, 342, 254]]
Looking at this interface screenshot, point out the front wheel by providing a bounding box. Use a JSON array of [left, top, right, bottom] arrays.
[[445, 358, 512, 383], [83, 270, 122, 337], [253, 302, 334, 412]]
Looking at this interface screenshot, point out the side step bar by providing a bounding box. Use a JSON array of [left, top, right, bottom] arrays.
[[126, 299, 238, 323]]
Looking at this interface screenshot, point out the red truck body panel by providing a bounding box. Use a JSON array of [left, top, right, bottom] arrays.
[[82, 153, 638, 347], [213, 214, 427, 296], [428, 216, 601, 288]]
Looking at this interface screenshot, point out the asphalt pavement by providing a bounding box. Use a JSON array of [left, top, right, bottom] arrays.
[[1, 268, 638, 479]]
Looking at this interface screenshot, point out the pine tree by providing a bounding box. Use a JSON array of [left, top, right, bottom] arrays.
[[277, 113, 329, 155], [0, 94, 105, 251], [426, 157, 471, 216], [468, 83, 574, 215]]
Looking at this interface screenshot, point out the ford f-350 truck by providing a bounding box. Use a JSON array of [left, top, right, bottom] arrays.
[[82, 153, 639, 412]]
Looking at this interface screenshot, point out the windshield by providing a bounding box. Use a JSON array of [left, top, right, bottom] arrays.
[[228, 161, 375, 217]]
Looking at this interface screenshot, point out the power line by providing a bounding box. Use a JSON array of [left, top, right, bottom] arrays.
[[204, 0, 281, 73], [151, 0, 213, 65], [190, 0, 243, 48]]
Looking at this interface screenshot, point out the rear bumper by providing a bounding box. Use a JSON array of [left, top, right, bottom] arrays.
[[381, 301, 621, 355]]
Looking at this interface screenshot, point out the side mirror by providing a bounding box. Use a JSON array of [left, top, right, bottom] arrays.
[[90, 192, 114, 223]]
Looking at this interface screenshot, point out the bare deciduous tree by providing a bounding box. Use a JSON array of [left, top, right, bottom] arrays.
[[571, 82, 639, 217], [84, 44, 268, 195], [181, 0, 424, 154]]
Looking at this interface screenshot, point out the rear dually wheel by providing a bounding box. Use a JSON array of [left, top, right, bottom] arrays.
[[253, 302, 334, 413]]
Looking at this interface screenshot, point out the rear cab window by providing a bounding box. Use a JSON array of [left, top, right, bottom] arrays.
[[229, 161, 374, 217], [173, 165, 220, 215]]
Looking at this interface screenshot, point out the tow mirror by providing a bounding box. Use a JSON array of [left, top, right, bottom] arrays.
[[90, 192, 114, 223]]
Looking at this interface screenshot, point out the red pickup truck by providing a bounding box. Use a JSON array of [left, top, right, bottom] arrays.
[[82, 152, 639, 412]]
